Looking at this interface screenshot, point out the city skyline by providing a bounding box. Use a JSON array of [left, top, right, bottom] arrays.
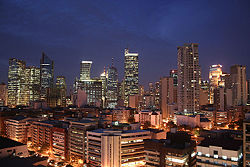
[[1, 0, 250, 87]]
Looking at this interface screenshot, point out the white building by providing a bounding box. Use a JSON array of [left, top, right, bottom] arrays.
[[197, 138, 242, 167], [87, 129, 151, 167], [176, 114, 212, 129], [134, 110, 162, 127]]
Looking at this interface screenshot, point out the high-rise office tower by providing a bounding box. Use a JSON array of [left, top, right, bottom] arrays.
[[40, 52, 54, 100], [8, 58, 28, 107], [209, 64, 223, 104], [106, 65, 118, 108], [80, 61, 92, 81], [177, 43, 201, 114], [56, 76, 67, 107], [0, 82, 7, 106], [124, 48, 139, 106], [230, 65, 247, 106], [25, 66, 40, 103]]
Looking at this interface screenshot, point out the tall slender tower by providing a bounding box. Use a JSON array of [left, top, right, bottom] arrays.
[[230, 65, 247, 106], [124, 48, 139, 106], [106, 65, 118, 108], [80, 61, 92, 81], [8, 58, 28, 107], [177, 43, 201, 114], [209, 64, 222, 104], [40, 52, 54, 100], [56, 76, 67, 107]]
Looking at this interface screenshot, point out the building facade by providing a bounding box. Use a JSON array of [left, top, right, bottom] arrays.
[[124, 49, 139, 107], [26, 66, 40, 103], [197, 137, 242, 167], [56, 76, 67, 107], [209, 64, 223, 104], [177, 43, 201, 114], [144, 131, 196, 167], [106, 66, 118, 108], [87, 129, 151, 167], [230, 65, 247, 106], [0, 82, 7, 106], [68, 120, 98, 163], [160, 77, 174, 119], [80, 61, 92, 81], [40, 52, 54, 100], [8, 58, 28, 107]]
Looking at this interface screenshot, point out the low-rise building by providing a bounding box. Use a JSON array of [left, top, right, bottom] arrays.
[[134, 110, 162, 127], [0, 136, 29, 158], [86, 129, 151, 167], [5, 116, 35, 143], [144, 131, 196, 167], [176, 114, 212, 129], [52, 126, 68, 160], [68, 119, 98, 163], [197, 137, 242, 167], [31, 120, 59, 150]]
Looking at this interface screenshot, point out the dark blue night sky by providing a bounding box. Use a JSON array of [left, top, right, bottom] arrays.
[[1, 0, 250, 88]]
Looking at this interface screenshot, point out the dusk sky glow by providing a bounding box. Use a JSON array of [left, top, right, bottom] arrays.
[[1, 0, 250, 87]]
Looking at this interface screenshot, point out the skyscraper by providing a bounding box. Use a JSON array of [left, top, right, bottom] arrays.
[[80, 61, 92, 81], [100, 68, 107, 107], [0, 82, 7, 106], [26, 66, 40, 103], [106, 66, 118, 108], [40, 52, 54, 100], [124, 48, 139, 106], [74, 61, 102, 107], [56, 76, 67, 107], [230, 65, 247, 106], [177, 43, 201, 114], [8, 58, 28, 107], [209, 64, 223, 104]]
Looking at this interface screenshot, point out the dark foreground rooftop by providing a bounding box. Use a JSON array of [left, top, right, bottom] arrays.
[[0, 137, 25, 149], [198, 137, 242, 151]]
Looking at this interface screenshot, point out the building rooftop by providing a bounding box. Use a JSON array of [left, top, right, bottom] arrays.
[[198, 137, 242, 151], [9, 115, 27, 121], [146, 139, 194, 150], [91, 128, 148, 134], [0, 137, 25, 149], [200, 118, 210, 122]]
